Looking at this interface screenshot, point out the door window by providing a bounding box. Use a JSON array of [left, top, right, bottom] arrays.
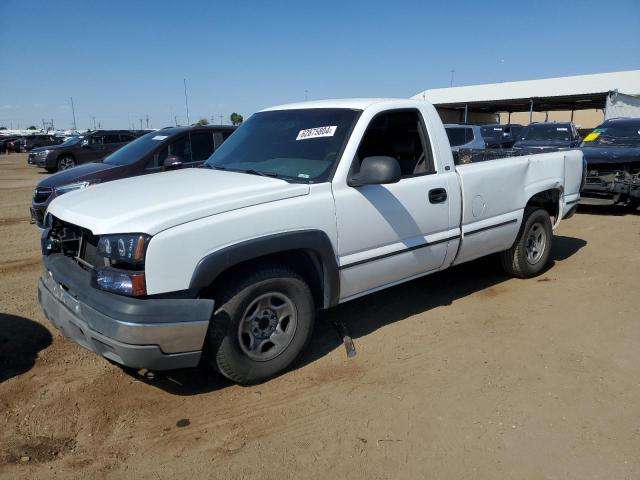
[[90, 135, 104, 145], [355, 110, 433, 177], [189, 132, 215, 161], [103, 134, 122, 144]]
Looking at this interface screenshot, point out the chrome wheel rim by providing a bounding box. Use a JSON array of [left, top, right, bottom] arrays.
[[59, 158, 75, 170], [237, 292, 297, 361], [525, 222, 546, 265]]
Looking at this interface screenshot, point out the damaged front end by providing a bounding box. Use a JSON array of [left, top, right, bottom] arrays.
[[583, 162, 640, 205]]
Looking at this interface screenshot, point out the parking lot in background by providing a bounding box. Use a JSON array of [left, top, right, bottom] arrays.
[[1, 152, 639, 479]]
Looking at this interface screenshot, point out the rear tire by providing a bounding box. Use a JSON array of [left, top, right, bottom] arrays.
[[205, 266, 315, 385], [57, 156, 76, 171], [500, 207, 552, 278]]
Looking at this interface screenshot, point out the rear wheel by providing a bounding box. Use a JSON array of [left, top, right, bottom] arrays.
[[205, 266, 315, 385], [500, 207, 552, 278], [57, 156, 76, 171]]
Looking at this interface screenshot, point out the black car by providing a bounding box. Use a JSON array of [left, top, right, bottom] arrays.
[[580, 117, 640, 206], [480, 123, 523, 148], [513, 122, 582, 152], [28, 130, 139, 172], [30, 125, 236, 227], [0, 135, 21, 152], [8, 137, 27, 152]]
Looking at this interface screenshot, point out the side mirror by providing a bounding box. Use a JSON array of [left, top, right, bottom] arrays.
[[163, 155, 183, 169], [348, 156, 401, 187], [80, 140, 89, 148]]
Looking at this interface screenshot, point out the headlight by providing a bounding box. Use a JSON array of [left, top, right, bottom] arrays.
[[97, 233, 150, 264], [94, 233, 151, 296], [36, 149, 50, 157], [54, 181, 94, 195], [94, 268, 146, 296]]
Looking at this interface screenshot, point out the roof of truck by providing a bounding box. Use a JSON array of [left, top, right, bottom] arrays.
[[261, 98, 412, 112]]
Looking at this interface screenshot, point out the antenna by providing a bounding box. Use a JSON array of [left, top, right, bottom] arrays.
[[183, 78, 191, 125]]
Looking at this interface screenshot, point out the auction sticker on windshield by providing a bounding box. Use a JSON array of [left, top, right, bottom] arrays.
[[152, 135, 169, 141], [583, 132, 600, 142], [296, 126, 337, 141]]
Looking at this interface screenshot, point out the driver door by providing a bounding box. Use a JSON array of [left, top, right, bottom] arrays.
[[333, 109, 455, 300]]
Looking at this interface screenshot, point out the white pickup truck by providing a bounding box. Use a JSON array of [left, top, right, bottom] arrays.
[[39, 99, 585, 384]]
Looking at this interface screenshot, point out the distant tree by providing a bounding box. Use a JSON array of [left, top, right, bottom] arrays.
[[194, 118, 209, 126], [230, 113, 243, 126], [0, 126, 6, 130], [27, 125, 37, 130]]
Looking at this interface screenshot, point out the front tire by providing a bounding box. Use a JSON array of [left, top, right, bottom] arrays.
[[205, 266, 315, 385], [57, 156, 76, 171], [500, 207, 552, 278]]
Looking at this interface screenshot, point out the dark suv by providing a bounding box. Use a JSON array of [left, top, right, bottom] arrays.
[[30, 125, 235, 226], [28, 130, 139, 172]]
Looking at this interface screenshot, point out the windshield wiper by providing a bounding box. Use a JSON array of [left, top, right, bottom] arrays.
[[240, 168, 280, 178]]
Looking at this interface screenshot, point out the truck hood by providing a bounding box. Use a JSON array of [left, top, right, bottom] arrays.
[[581, 146, 640, 165], [47, 168, 310, 235], [37, 162, 121, 188]]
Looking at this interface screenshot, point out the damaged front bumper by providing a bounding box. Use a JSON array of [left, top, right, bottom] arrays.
[[39, 254, 214, 370], [582, 169, 640, 205]]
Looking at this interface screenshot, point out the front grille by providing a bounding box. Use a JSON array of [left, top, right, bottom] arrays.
[[33, 187, 53, 203], [47, 216, 105, 270]]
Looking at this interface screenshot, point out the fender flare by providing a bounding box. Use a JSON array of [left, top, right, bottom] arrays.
[[189, 230, 340, 308]]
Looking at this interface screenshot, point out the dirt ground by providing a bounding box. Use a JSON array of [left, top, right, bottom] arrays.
[[1, 153, 639, 479]]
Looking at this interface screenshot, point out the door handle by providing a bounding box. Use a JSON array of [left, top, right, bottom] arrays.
[[429, 188, 447, 204]]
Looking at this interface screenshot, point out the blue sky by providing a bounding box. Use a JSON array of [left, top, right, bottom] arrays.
[[1, 0, 639, 129]]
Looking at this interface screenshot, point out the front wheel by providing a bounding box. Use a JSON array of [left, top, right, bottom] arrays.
[[205, 266, 315, 385], [500, 207, 552, 278], [57, 156, 76, 171]]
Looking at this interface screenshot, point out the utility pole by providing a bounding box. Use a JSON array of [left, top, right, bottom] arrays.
[[174, 115, 178, 126], [51, 118, 54, 131], [305, 89, 308, 101], [450, 69, 455, 87], [219, 114, 223, 126], [70, 97, 77, 131], [183, 78, 191, 126], [139, 118, 143, 130], [92, 116, 96, 130], [145, 114, 149, 129]]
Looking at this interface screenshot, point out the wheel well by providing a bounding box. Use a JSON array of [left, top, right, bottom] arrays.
[[202, 249, 326, 309], [526, 189, 561, 220]]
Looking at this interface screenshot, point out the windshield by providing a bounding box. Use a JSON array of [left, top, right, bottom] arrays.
[[581, 122, 640, 147], [61, 136, 83, 146], [103, 131, 167, 165], [204, 108, 360, 182], [521, 124, 572, 141]]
